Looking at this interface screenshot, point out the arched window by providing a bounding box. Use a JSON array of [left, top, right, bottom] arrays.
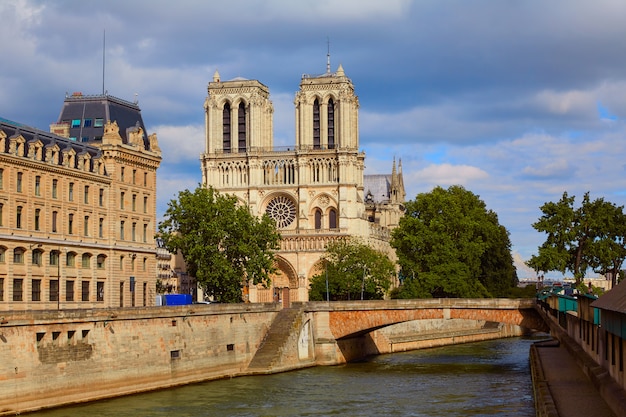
[[329, 208, 337, 229], [314, 209, 322, 230], [313, 99, 320, 149], [328, 98, 335, 149], [13, 248, 25, 264], [238, 102, 246, 152], [223, 103, 231, 153], [82, 253, 91, 268]]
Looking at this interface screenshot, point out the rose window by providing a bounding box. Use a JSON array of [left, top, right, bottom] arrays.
[[266, 196, 296, 228]]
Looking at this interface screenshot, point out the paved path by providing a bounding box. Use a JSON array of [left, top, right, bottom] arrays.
[[535, 342, 616, 417]]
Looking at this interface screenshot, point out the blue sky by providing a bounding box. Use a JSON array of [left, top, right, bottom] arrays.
[[2, 0, 626, 278]]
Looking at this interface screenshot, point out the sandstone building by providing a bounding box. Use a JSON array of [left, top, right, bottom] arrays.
[[0, 93, 161, 310], [200, 65, 404, 303]]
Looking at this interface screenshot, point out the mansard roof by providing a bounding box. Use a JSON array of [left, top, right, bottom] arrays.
[[0, 117, 104, 172], [56, 92, 148, 147]]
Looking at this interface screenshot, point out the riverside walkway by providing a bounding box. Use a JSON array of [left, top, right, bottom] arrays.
[[532, 339, 616, 417]]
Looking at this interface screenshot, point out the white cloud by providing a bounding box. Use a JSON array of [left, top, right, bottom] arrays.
[[153, 124, 205, 164]]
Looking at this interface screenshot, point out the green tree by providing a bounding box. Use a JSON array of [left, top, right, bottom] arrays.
[[309, 239, 396, 301], [528, 192, 626, 287], [158, 185, 281, 303], [390, 185, 517, 298]]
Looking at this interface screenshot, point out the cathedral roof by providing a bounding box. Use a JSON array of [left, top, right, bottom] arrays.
[[364, 174, 393, 203]]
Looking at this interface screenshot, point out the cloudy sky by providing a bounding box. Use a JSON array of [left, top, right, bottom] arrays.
[[3, 0, 626, 278]]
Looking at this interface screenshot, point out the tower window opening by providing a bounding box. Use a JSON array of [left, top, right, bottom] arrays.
[[223, 103, 231, 153], [238, 102, 246, 152], [313, 99, 320, 149], [328, 98, 335, 149]]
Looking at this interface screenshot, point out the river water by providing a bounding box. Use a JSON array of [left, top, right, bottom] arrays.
[[31, 336, 546, 417]]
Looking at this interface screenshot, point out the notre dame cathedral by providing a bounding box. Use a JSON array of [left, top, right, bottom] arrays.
[[201, 64, 405, 303]]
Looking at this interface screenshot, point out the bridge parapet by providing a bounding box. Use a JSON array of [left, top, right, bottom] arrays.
[[304, 298, 538, 341]]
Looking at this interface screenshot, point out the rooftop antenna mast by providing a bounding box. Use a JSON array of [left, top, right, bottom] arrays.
[[102, 29, 106, 95], [326, 37, 331, 74]]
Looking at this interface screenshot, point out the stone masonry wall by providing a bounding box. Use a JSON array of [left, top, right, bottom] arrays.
[[0, 304, 280, 415]]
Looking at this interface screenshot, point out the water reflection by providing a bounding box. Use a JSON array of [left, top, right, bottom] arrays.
[[31, 337, 546, 417]]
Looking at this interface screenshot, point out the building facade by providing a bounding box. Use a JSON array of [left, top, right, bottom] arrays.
[[200, 66, 404, 302], [0, 94, 161, 311]]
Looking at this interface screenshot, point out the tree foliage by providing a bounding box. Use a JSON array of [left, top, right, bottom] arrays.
[[527, 191, 626, 286], [158, 185, 281, 303], [390, 185, 517, 298], [309, 239, 396, 301]]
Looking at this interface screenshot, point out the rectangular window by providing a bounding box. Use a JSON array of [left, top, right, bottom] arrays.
[[99, 217, 104, 238], [71, 119, 81, 128], [84, 185, 89, 204], [120, 221, 125, 240], [143, 223, 148, 243], [83, 119, 92, 127], [132, 169, 136, 184], [120, 192, 125, 209], [0, 277, 3, 301], [143, 282, 147, 306], [66, 252, 75, 267], [34, 208, 41, 231], [84, 215, 89, 236], [143, 172, 148, 187], [132, 194, 136, 211], [68, 182, 74, 201], [0, 203, 3, 227], [143, 196, 148, 213], [121, 167, 125, 181], [50, 280, 59, 302], [66, 280, 74, 302], [50, 251, 59, 266], [16, 206, 22, 229], [97, 281, 104, 301], [132, 222, 136, 242], [99, 188, 104, 206], [94, 118, 104, 127], [13, 278, 23, 301], [81, 281, 89, 301], [68, 213, 74, 234], [0, 168, 3, 190], [35, 175, 41, 196], [32, 279, 41, 301], [52, 211, 58, 233], [17, 172, 23, 192], [52, 179, 58, 198]]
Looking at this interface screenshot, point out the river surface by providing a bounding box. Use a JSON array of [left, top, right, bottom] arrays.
[[31, 336, 546, 417]]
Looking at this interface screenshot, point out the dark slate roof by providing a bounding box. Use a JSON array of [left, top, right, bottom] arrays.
[[364, 174, 392, 203], [0, 118, 104, 171], [591, 280, 626, 313], [56, 93, 148, 147]]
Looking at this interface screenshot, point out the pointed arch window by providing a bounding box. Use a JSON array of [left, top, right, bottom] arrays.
[[313, 99, 320, 149], [328, 98, 335, 149], [222, 103, 231, 153], [238, 102, 247, 152], [314, 209, 322, 230], [329, 208, 337, 229]]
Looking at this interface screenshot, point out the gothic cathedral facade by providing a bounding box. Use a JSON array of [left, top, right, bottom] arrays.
[[201, 65, 404, 302]]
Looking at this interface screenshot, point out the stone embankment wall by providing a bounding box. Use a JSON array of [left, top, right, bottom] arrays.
[[1, 299, 538, 415], [0, 304, 280, 415]]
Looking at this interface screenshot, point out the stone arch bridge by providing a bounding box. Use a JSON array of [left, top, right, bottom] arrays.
[[248, 298, 547, 371]]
